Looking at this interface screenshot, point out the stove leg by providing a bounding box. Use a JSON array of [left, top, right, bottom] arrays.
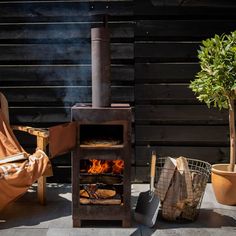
[[122, 219, 131, 228], [73, 219, 81, 227]]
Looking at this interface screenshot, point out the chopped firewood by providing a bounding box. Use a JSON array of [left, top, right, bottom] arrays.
[[80, 188, 116, 199], [181, 171, 207, 220], [191, 171, 206, 203], [156, 156, 208, 221], [82, 184, 98, 199], [160, 156, 207, 221], [176, 156, 193, 202], [155, 157, 177, 201], [161, 168, 184, 220], [80, 197, 121, 205]]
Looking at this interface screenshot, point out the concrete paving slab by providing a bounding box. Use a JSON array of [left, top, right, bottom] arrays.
[[47, 228, 141, 236], [0, 184, 235, 236], [0, 228, 48, 236]]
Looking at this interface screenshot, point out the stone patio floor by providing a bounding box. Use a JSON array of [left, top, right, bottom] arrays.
[[0, 184, 236, 236]]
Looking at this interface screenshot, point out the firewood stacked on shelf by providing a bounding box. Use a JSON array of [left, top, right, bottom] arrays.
[[155, 156, 207, 221], [79, 184, 121, 205]]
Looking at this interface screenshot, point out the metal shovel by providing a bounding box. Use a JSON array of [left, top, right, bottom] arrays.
[[134, 151, 160, 227]]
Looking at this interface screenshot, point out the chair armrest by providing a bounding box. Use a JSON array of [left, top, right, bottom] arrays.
[[12, 125, 49, 138]]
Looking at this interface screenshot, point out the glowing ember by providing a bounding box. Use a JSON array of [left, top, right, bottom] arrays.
[[88, 159, 124, 174]]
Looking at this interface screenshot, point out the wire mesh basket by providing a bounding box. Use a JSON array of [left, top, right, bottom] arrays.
[[155, 156, 211, 222]]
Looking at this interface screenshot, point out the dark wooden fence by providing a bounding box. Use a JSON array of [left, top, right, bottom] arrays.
[[134, 0, 236, 181], [0, 0, 235, 182]]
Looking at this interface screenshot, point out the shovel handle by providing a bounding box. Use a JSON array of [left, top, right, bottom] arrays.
[[150, 151, 156, 178], [150, 151, 156, 191]]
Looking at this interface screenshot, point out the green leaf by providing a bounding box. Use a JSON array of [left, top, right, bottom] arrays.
[[190, 30, 236, 111]]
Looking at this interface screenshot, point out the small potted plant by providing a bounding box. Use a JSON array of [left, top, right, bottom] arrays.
[[190, 31, 236, 205]]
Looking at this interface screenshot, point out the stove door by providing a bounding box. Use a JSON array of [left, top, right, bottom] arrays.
[[49, 122, 76, 158]]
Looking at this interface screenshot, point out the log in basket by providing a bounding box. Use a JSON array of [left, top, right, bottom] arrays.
[[155, 156, 211, 222]]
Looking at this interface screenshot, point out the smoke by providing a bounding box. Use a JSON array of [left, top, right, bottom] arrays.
[[1, 2, 113, 123]]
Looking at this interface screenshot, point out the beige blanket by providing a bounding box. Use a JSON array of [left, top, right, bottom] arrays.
[[0, 110, 52, 211]]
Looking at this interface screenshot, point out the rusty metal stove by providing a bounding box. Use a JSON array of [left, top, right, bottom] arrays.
[[71, 24, 132, 227]]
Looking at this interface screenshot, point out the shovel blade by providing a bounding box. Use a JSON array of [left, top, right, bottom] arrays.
[[134, 190, 160, 227]]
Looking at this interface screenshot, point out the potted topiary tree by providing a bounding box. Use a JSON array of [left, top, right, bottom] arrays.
[[190, 31, 236, 205]]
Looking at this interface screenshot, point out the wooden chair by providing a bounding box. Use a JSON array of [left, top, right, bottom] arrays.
[[0, 92, 49, 205], [0, 92, 76, 208]]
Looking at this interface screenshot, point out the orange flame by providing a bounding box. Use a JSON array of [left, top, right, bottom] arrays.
[[87, 160, 124, 174], [112, 160, 124, 174], [88, 160, 110, 174]]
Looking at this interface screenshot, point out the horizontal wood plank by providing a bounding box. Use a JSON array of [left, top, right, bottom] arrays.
[[0, 65, 134, 85], [135, 0, 236, 17], [1, 86, 134, 105], [135, 20, 236, 40], [0, 23, 133, 43], [135, 105, 228, 125], [9, 107, 71, 124], [135, 62, 199, 83], [135, 125, 229, 146], [0, 1, 133, 22], [0, 43, 134, 63], [135, 84, 196, 104], [135, 146, 229, 166], [135, 42, 199, 62]]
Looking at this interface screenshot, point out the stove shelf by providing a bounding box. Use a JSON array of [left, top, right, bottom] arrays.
[[79, 144, 124, 149]]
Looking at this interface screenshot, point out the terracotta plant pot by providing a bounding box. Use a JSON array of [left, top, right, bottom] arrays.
[[211, 164, 236, 205]]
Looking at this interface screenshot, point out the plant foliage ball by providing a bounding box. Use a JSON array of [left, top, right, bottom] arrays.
[[190, 31, 236, 110]]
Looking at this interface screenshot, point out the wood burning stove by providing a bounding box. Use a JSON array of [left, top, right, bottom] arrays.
[[72, 104, 131, 227], [71, 23, 132, 227]]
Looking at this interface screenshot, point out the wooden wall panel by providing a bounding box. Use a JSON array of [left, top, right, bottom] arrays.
[[134, 0, 236, 17], [0, 1, 133, 22], [135, 42, 199, 62], [135, 20, 236, 40], [135, 146, 229, 166], [134, 0, 236, 182], [136, 125, 229, 146], [0, 43, 133, 63], [0, 65, 134, 85], [135, 84, 195, 103], [1, 0, 236, 183], [0, 0, 134, 183], [135, 105, 228, 125], [135, 63, 199, 83]]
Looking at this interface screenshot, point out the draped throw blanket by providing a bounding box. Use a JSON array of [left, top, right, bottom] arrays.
[[0, 110, 52, 211]]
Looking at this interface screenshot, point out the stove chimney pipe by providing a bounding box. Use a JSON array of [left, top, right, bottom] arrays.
[[91, 18, 111, 107]]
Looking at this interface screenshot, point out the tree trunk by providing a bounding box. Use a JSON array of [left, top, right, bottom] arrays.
[[228, 99, 235, 172]]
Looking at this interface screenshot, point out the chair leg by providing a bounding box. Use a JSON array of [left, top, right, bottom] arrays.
[[37, 176, 46, 205], [37, 136, 48, 205]]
